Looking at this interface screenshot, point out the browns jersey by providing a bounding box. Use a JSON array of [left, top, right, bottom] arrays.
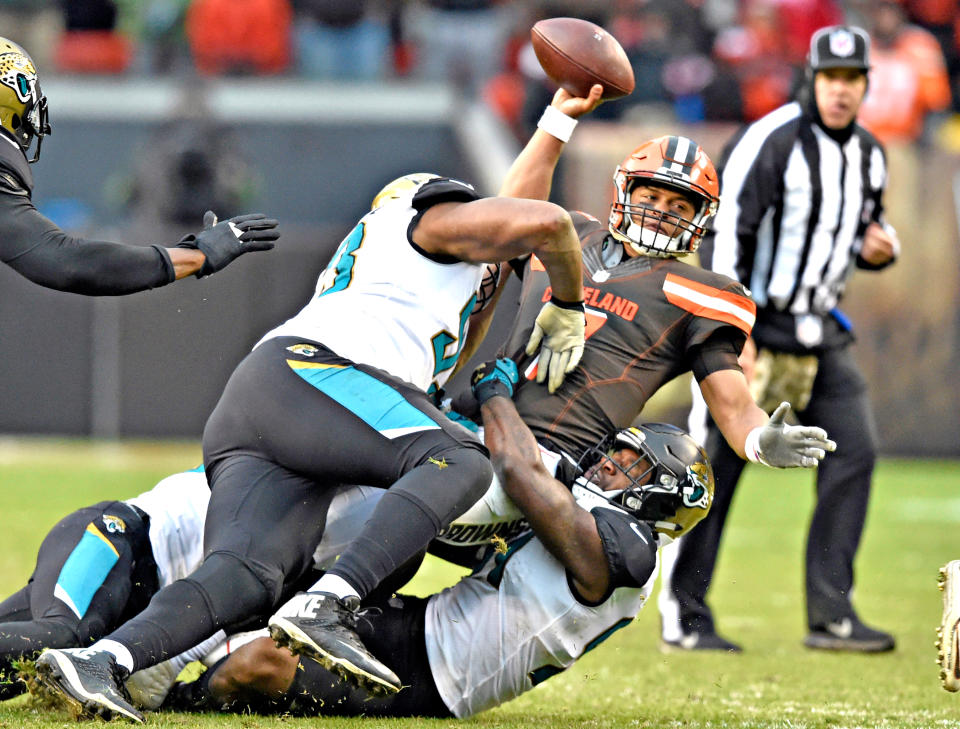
[[505, 213, 757, 459]]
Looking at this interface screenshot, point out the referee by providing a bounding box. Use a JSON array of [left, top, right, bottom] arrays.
[[660, 25, 897, 653]]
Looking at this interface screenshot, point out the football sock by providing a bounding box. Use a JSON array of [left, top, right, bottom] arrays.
[[92, 639, 134, 673], [310, 574, 359, 601]]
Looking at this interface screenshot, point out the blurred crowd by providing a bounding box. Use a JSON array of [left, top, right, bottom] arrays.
[[2, 0, 958, 146]]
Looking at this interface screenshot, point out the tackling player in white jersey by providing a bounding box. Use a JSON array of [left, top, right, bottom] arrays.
[[154, 359, 714, 719]]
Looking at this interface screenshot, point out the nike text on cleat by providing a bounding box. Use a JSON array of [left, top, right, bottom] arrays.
[[35, 648, 144, 723], [938, 560, 960, 691], [268, 591, 401, 695]]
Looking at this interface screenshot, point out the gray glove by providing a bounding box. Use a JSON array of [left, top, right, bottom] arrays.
[[524, 298, 585, 394], [179, 210, 280, 277], [749, 402, 837, 468]]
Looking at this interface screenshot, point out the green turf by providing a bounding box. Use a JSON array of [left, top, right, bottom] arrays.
[[0, 441, 958, 728]]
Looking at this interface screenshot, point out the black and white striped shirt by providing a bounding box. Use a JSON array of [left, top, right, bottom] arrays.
[[706, 101, 890, 317]]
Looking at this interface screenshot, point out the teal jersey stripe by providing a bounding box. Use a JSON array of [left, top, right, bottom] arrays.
[[290, 363, 438, 435], [54, 529, 120, 619]]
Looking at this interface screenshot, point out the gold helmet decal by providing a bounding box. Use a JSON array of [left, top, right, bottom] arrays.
[[370, 173, 440, 211], [0, 37, 50, 162]]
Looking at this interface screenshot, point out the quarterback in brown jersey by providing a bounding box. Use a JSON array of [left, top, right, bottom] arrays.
[[479, 86, 836, 482]]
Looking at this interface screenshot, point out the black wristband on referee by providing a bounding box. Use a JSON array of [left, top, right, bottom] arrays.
[[549, 295, 585, 311]]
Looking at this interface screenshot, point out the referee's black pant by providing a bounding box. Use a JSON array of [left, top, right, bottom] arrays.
[[668, 345, 879, 633]]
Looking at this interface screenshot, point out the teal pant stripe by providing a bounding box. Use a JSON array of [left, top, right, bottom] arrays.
[[54, 530, 119, 619], [292, 365, 436, 433]]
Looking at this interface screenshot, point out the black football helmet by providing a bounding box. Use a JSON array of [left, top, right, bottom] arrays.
[[0, 37, 50, 162], [573, 423, 714, 539]]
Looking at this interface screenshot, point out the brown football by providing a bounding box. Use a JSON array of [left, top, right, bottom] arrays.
[[531, 17, 634, 100]]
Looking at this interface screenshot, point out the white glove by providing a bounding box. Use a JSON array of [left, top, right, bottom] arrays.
[[525, 299, 585, 394], [745, 402, 837, 468]]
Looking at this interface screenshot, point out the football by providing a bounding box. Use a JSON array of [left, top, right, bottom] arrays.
[[530, 17, 634, 100]]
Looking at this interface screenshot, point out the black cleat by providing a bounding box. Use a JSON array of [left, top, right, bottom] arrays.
[[661, 630, 743, 653], [804, 616, 895, 653], [35, 648, 143, 723], [269, 591, 401, 695]]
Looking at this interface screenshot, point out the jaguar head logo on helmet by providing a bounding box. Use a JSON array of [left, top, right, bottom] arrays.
[[608, 135, 719, 258], [0, 37, 51, 163], [573, 422, 714, 540]]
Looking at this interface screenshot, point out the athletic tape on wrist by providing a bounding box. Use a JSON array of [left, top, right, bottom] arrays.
[[537, 105, 578, 143], [744, 426, 765, 465]]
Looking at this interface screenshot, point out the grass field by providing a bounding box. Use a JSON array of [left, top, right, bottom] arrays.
[[0, 439, 958, 728]]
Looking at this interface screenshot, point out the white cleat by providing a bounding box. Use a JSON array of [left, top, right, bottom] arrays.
[[938, 560, 960, 692]]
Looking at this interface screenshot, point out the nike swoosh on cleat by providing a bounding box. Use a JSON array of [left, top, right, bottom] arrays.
[[41, 653, 143, 723]]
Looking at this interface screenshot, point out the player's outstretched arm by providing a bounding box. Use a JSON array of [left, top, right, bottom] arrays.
[[499, 84, 604, 201], [700, 369, 836, 468], [473, 360, 611, 601], [0, 193, 278, 293]]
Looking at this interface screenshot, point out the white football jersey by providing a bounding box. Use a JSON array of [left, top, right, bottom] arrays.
[[425, 514, 657, 719], [259, 177, 486, 392], [126, 469, 208, 587]]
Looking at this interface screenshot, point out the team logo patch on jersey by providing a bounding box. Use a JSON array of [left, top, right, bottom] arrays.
[[286, 343, 319, 357], [102, 514, 127, 534]]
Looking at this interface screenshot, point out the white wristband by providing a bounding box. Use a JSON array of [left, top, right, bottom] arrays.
[[744, 426, 764, 464], [537, 105, 578, 143]]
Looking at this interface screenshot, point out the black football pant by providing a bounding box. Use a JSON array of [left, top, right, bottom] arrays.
[[669, 345, 878, 632], [0, 501, 156, 699], [106, 337, 490, 672]]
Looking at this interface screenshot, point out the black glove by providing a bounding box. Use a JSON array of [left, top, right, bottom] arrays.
[[178, 211, 280, 277], [471, 358, 520, 406]]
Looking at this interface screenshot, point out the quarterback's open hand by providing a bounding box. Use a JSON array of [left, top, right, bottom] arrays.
[[179, 210, 280, 277], [525, 299, 585, 394], [749, 402, 837, 468], [471, 358, 519, 406]]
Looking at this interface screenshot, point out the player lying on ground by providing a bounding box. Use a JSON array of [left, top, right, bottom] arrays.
[[0, 468, 378, 707], [0, 470, 211, 702], [153, 358, 715, 719]]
